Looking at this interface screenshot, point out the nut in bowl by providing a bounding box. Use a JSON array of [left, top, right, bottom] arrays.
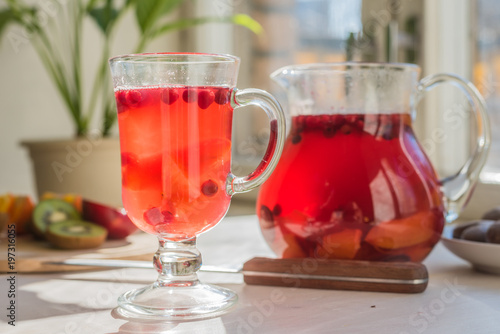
[[441, 221, 500, 275]]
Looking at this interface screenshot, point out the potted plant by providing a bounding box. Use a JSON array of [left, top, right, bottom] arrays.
[[0, 0, 261, 205]]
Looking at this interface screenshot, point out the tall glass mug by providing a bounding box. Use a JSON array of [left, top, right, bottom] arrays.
[[109, 53, 286, 320]]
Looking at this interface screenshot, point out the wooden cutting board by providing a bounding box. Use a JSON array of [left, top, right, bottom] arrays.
[[0, 232, 157, 273]]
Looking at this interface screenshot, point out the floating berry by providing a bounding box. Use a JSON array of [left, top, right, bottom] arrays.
[[340, 124, 352, 135], [260, 205, 273, 221], [331, 114, 345, 128], [291, 134, 302, 144], [126, 90, 142, 107], [115, 98, 127, 114], [116, 91, 127, 107], [259, 205, 274, 229], [273, 204, 282, 216], [321, 115, 336, 138], [201, 180, 218, 197], [215, 88, 230, 105], [198, 90, 215, 109], [346, 115, 365, 131], [323, 126, 335, 138], [295, 115, 306, 132], [161, 88, 179, 105], [320, 114, 333, 125], [116, 90, 143, 111], [143, 207, 174, 226], [305, 115, 322, 129], [182, 88, 198, 103]]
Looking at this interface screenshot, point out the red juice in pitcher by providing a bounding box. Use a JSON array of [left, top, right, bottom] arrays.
[[116, 86, 233, 240], [257, 113, 445, 262]]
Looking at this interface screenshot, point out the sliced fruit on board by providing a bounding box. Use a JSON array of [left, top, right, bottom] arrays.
[[0, 212, 8, 233], [315, 228, 363, 260], [0, 194, 35, 235], [82, 199, 137, 239], [45, 220, 107, 250], [364, 211, 436, 250], [0, 193, 14, 213], [32, 199, 81, 238], [9, 195, 35, 235], [0, 194, 14, 233], [41, 192, 83, 213]]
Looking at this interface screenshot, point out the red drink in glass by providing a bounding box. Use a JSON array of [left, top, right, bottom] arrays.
[[257, 113, 446, 262], [116, 86, 233, 240], [110, 53, 286, 320]]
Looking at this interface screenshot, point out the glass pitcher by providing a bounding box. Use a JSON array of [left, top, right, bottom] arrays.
[[257, 63, 490, 262]]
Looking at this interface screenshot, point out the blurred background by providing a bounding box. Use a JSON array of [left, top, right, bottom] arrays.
[[0, 0, 499, 217]]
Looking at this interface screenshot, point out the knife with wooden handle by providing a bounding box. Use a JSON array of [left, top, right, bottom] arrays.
[[50, 257, 428, 293], [242, 257, 428, 294]]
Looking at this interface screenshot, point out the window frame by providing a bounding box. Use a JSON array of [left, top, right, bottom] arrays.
[[190, 0, 500, 216], [423, 0, 500, 219]]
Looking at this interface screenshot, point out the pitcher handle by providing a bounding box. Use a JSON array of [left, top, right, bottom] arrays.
[[226, 88, 286, 195], [417, 73, 491, 222]]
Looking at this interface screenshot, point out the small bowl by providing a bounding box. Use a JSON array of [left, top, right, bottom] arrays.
[[441, 223, 500, 275]]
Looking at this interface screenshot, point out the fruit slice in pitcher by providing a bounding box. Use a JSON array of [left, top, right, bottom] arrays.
[[281, 234, 307, 258], [364, 211, 436, 249], [315, 229, 362, 260]]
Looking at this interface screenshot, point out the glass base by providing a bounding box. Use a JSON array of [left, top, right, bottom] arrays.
[[117, 281, 238, 321]]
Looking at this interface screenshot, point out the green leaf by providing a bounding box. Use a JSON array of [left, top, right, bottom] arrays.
[[0, 9, 15, 40], [86, 0, 100, 11], [231, 14, 263, 35], [149, 14, 263, 40], [134, 0, 184, 33], [88, 0, 119, 33]]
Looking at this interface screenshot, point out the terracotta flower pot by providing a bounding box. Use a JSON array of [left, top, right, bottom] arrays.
[[22, 136, 122, 206]]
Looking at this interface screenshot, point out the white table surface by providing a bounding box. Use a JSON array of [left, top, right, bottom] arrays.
[[1, 215, 500, 334]]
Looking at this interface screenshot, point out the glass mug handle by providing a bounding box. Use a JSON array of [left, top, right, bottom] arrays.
[[417, 73, 491, 222], [226, 88, 286, 196]]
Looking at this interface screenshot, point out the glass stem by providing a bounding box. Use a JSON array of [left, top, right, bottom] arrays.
[[153, 237, 201, 287]]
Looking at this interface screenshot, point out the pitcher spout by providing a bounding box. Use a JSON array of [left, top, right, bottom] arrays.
[[270, 66, 294, 90]]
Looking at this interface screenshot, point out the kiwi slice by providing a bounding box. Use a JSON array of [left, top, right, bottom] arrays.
[[33, 199, 80, 238], [46, 220, 107, 250]]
